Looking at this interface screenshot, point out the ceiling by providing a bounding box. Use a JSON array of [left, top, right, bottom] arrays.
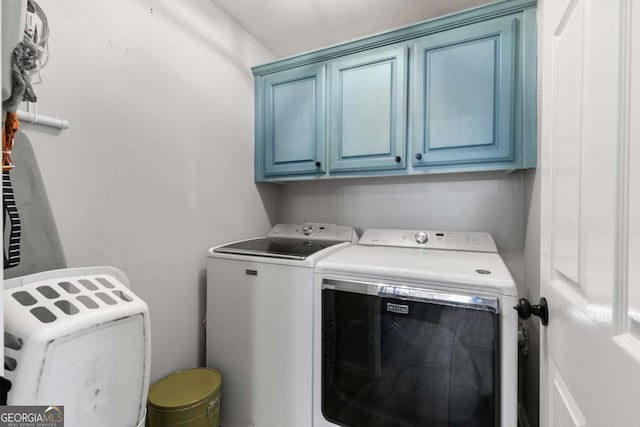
[[212, 0, 494, 57]]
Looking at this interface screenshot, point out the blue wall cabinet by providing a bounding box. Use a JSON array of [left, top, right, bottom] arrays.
[[252, 0, 537, 182], [328, 45, 407, 172], [260, 64, 326, 177], [411, 16, 518, 168]]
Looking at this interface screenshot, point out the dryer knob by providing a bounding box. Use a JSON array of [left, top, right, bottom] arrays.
[[302, 225, 313, 236], [415, 231, 428, 244]]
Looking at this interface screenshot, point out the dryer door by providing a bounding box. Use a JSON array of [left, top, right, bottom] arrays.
[[321, 279, 500, 427]]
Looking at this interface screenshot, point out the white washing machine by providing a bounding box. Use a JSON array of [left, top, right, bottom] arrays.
[[313, 229, 518, 427], [206, 223, 358, 427]]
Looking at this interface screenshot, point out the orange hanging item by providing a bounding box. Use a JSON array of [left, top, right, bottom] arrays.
[[2, 112, 20, 171]]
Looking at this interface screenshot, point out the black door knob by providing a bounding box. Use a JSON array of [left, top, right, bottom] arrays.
[[514, 297, 549, 326], [395, 156, 402, 163], [315, 161, 321, 168], [415, 153, 423, 160]]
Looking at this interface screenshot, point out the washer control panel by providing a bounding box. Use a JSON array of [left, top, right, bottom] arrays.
[[359, 229, 498, 253], [267, 223, 358, 243]]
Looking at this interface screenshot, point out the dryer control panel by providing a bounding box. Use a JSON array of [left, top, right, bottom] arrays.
[[267, 223, 358, 243], [359, 229, 497, 253]]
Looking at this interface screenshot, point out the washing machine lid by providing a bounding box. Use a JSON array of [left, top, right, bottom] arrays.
[[315, 245, 517, 296], [213, 237, 345, 260]]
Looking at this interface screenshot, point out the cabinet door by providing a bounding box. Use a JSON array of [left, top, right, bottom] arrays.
[[328, 45, 407, 172], [411, 16, 517, 167], [261, 64, 326, 177]]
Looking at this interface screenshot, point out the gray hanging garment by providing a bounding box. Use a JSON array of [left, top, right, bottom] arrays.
[[4, 131, 66, 278]]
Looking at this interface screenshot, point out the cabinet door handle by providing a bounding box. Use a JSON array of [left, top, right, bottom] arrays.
[[315, 161, 321, 168], [394, 156, 402, 163], [415, 153, 423, 160]]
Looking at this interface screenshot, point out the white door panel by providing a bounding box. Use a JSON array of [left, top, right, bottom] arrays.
[[550, 360, 586, 427], [540, 0, 640, 425], [550, 0, 582, 290]]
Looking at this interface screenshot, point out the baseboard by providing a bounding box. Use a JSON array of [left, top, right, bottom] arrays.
[[518, 403, 531, 427]]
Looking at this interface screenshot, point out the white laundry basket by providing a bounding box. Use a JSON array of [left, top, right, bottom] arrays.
[[4, 267, 151, 427]]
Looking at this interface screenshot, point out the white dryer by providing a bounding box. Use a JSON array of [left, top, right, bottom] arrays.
[[313, 229, 518, 427], [206, 223, 358, 427]]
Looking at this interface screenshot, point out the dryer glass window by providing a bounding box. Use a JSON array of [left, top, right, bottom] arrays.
[[322, 282, 500, 427]]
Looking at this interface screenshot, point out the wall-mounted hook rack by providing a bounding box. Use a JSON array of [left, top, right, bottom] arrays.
[[16, 102, 69, 129]]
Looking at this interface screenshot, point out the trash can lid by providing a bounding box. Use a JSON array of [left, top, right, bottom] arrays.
[[148, 368, 221, 410]]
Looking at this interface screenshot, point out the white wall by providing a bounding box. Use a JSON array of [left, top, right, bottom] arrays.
[[278, 171, 527, 285], [21, 0, 280, 382]]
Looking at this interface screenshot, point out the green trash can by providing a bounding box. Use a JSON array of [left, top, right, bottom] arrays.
[[147, 368, 221, 427]]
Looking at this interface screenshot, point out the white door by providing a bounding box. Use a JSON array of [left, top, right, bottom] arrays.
[[539, 0, 640, 425]]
